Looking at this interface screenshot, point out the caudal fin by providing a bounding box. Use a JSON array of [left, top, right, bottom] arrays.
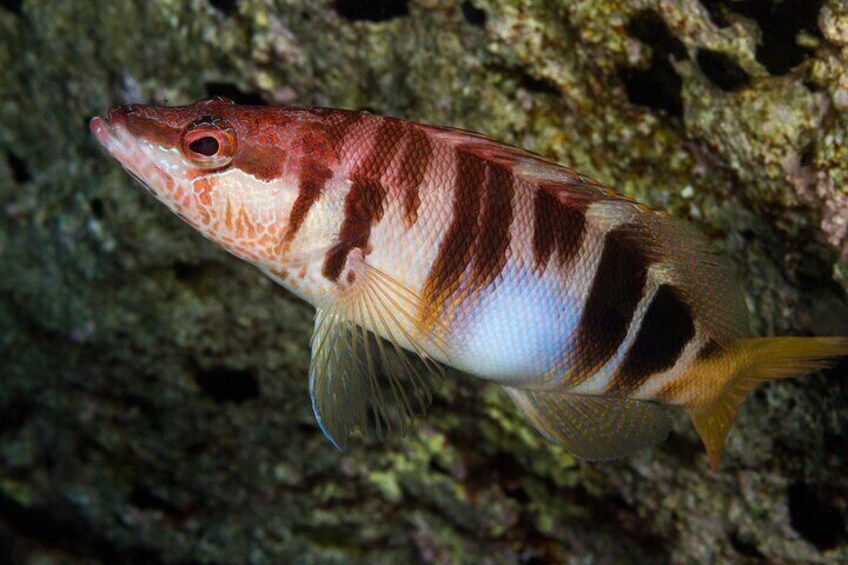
[[686, 337, 848, 471]]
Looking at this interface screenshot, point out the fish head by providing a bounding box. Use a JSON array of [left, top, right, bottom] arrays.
[[90, 98, 339, 268]]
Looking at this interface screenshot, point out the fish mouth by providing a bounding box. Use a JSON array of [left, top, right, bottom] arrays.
[[89, 115, 115, 148], [89, 109, 147, 191], [89, 107, 143, 176], [90, 108, 123, 153], [90, 105, 137, 152], [90, 106, 173, 201]]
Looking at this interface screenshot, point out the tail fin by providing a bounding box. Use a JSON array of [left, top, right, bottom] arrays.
[[686, 337, 848, 471]]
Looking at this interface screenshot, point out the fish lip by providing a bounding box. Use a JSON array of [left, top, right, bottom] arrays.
[[90, 106, 169, 200], [90, 105, 132, 149], [89, 114, 117, 149]]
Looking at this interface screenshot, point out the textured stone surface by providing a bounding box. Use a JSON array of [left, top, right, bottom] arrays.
[[1, 0, 847, 562]]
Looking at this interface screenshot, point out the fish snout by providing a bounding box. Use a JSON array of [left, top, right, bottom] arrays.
[[106, 104, 133, 126], [89, 115, 115, 148], [90, 106, 136, 149]]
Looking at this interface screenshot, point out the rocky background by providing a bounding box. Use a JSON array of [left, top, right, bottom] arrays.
[[2, 0, 848, 562]]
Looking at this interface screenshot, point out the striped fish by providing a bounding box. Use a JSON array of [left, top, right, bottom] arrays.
[[91, 98, 848, 470]]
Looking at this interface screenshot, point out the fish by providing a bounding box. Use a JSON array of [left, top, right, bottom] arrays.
[[90, 98, 848, 470]]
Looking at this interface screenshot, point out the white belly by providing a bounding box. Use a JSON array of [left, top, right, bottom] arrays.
[[450, 269, 578, 386]]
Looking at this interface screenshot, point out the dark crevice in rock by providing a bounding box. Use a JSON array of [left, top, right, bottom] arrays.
[[619, 10, 686, 117], [824, 429, 848, 461], [0, 493, 161, 563], [516, 70, 560, 96], [461, 1, 486, 27], [794, 250, 846, 299], [171, 260, 228, 294], [619, 60, 682, 115], [799, 143, 815, 168], [700, 0, 824, 75], [173, 260, 222, 288], [129, 486, 185, 517], [334, 0, 409, 23], [627, 10, 688, 61], [194, 366, 260, 404], [819, 355, 848, 393], [700, 0, 731, 28], [0, 0, 22, 16], [491, 65, 560, 96], [6, 150, 31, 183], [728, 530, 765, 558], [209, 0, 238, 16], [0, 400, 32, 434], [503, 484, 531, 505], [205, 81, 266, 105], [802, 79, 824, 93], [696, 49, 751, 92], [787, 482, 845, 551], [663, 431, 701, 466], [89, 198, 105, 219]]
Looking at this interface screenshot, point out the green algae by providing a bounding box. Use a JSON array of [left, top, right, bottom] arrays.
[[1, 0, 847, 562]]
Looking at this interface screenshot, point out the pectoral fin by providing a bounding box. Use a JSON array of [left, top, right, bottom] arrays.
[[309, 264, 448, 450], [504, 387, 671, 460]]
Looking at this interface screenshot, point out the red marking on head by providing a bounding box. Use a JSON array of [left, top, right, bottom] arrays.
[[224, 197, 234, 231], [108, 105, 181, 149], [234, 207, 243, 236], [193, 178, 213, 205], [232, 143, 285, 181], [97, 100, 340, 180], [162, 172, 175, 193], [235, 207, 257, 238], [321, 120, 406, 282], [282, 160, 333, 247], [269, 268, 289, 282], [198, 206, 212, 226], [322, 177, 386, 281]]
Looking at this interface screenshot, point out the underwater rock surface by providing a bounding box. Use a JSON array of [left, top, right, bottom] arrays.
[[1, 0, 847, 562]]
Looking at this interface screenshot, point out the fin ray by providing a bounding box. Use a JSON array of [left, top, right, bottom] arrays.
[[308, 263, 447, 449], [504, 388, 671, 460], [684, 336, 848, 470]]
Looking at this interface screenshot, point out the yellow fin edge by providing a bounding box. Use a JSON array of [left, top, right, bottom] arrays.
[[685, 337, 848, 471]]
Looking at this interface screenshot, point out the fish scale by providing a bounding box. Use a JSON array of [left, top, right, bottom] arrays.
[[91, 98, 848, 469]]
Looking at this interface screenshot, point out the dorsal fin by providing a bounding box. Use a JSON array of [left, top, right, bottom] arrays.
[[421, 123, 607, 186]]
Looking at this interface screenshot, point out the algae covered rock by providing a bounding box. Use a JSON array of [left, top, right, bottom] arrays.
[[1, 0, 846, 562]]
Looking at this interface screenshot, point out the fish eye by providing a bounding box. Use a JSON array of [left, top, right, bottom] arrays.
[[189, 136, 219, 156], [180, 120, 236, 168]]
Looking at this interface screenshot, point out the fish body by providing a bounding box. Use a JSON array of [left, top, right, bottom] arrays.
[[91, 99, 848, 469]]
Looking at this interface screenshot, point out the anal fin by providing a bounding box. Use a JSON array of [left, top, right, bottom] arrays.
[[504, 387, 671, 461]]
